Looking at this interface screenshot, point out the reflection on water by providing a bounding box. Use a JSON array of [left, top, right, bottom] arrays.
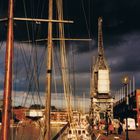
[[0, 125, 62, 140]]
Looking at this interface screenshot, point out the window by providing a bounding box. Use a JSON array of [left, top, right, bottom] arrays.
[[78, 130, 81, 135], [69, 130, 72, 134]]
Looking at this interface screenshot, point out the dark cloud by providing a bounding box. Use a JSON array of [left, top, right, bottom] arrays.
[[106, 32, 140, 72], [1, 0, 140, 97], [1, 0, 140, 41]]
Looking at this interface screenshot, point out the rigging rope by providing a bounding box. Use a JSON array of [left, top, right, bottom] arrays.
[[56, 0, 73, 125], [18, 43, 46, 107], [15, 0, 48, 107], [81, 0, 91, 37]]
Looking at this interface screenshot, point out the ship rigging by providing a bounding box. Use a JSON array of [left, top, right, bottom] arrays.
[[0, 0, 92, 140]]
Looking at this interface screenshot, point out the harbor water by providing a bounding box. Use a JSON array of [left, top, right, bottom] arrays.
[[0, 125, 62, 140]]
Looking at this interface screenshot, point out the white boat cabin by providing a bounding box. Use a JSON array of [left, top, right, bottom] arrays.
[[67, 127, 91, 140]]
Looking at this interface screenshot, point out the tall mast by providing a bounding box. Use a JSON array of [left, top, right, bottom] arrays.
[[1, 0, 14, 140], [44, 0, 53, 139]]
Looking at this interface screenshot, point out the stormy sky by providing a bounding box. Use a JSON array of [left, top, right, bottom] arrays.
[[0, 0, 140, 106]]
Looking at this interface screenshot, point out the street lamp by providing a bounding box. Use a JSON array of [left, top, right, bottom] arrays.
[[122, 75, 129, 140]]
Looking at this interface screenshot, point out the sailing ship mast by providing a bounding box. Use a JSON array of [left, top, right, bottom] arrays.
[[44, 0, 53, 139], [1, 0, 14, 140], [0, 0, 72, 139], [0, 0, 91, 139]]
